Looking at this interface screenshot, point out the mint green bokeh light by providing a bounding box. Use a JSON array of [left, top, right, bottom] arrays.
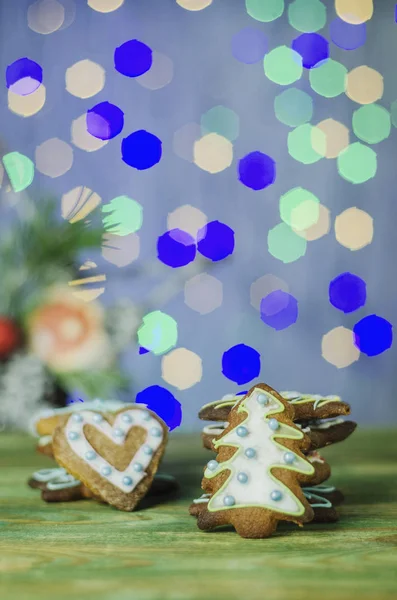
[[280, 187, 320, 230], [352, 104, 391, 145], [309, 59, 347, 98], [274, 88, 313, 127], [264, 46, 303, 86], [391, 100, 397, 128], [288, 124, 325, 164], [268, 222, 307, 263], [102, 195, 143, 236], [288, 0, 326, 33], [337, 143, 377, 184], [137, 310, 178, 356], [245, 0, 284, 22], [2, 151, 34, 192], [201, 105, 239, 141]]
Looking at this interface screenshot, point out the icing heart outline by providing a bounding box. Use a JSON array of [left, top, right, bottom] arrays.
[[65, 408, 164, 493]]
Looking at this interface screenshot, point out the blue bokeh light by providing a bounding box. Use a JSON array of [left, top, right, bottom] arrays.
[[329, 272, 366, 314], [86, 101, 124, 140], [238, 151, 276, 190], [114, 39, 153, 77], [197, 220, 235, 262], [329, 18, 366, 51], [222, 344, 261, 385], [6, 57, 42, 95], [136, 385, 182, 430], [292, 33, 329, 69], [157, 229, 196, 267], [260, 290, 298, 330], [353, 314, 393, 357], [122, 130, 162, 170]]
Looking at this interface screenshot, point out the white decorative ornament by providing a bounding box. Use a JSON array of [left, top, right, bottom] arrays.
[[65, 408, 163, 493]]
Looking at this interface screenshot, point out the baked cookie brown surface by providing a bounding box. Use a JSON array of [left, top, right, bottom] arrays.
[[53, 405, 168, 511], [196, 383, 316, 538]]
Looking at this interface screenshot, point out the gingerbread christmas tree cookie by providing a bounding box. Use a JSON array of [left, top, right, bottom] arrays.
[[196, 383, 316, 538]]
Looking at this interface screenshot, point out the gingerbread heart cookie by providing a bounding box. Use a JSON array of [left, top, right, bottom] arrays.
[[52, 405, 168, 511]]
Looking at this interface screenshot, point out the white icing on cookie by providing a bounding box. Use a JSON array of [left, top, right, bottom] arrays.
[[65, 407, 163, 494], [37, 435, 53, 447], [202, 423, 228, 436], [205, 388, 315, 516], [32, 467, 68, 482], [193, 493, 211, 504], [311, 417, 345, 430]]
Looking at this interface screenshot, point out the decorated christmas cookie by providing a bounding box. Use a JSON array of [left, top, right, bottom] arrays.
[[196, 383, 316, 538], [52, 405, 168, 511]]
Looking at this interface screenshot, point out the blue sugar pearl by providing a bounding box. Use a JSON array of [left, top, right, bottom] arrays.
[[207, 460, 218, 471], [122, 476, 133, 486], [223, 495, 235, 507], [236, 426, 248, 437], [150, 427, 162, 437], [133, 463, 143, 472], [68, 431, 79, 441], [271, 490, 283, 502], [85, 451, 96, 461], [284, 452, 296, 465], [268, 418, 279, 431], [257, 393, 268, 406], [101, 466, 112, 476], [143, 445, 153, 455], [92, 414, 103, 423], [113, 428, 124, 438], [72, 414, 83, 423], [121, 413, 133, 424], [237, 472, 248, 484], [245, 448, 256, 459]]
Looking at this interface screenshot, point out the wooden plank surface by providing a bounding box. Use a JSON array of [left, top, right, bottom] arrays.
[[1, 430, 397, 600]]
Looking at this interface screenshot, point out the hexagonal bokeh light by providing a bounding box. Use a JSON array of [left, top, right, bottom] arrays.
[[274, 88, 313, 127], [245, 0, 284, 22], [161, 348, 203, 390], [335, 0, 373, 24], [173, 122, 201, 162], [231, 27, 268, 64], [352, 104, 391, 145], [193, 133, 233, 174], [334, 207, 373, 251], [292, 33, 329, 69], [294, 204, 330, 241], [287, 0, 327, 33], [6, 57, 43, 96], [61, 186, 101, 223], [28, 0, 68, 35], [329, 272, 367, 313], [260, 290, 298, 331], [167, 206, 207, 241], [135, 385, 182, 431], [137, 310, 178, 356], [311, 119, 349, 158], [238, 151, 276, 190], [184, 273, 223, 314], [102, 196, 143, 236], [197, 220, 235, 262], [35, 138, 73, 178], [65, 59, 105, 98], [71, 114, 108, 152], [122, 130, 162, 170], [136, 51, 173, 90], [288, 124, 324, 164], [263, 45, 302, 85], [2, 152, 34, 192], [353, 315, 393, 357], [329, 17, 366, 50], [337, 143, 377, 184], [322, 326, 360, 368], [157, 229, 196, 268], [222, 343, 261, 385], [201, 106, 239, 142], [268, 223, 307, 263], [88, 0, 124, 13], [309, 59, 347, 98], [346, 66, 383, 105], [250, 274, 289, 310], [177, 0, 212, 10], [279, 187, 320, 231], [102, 232, 140, 267], [86, 102, 124, 140], [8, 84, 46, 117], [114, 39, 152, 77]]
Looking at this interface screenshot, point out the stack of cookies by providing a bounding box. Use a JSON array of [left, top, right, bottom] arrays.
[[29, 399, 178, 510], [190, 383, 356, 538]]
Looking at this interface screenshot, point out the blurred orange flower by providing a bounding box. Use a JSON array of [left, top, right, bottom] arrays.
[[26, 287, 112, 373]]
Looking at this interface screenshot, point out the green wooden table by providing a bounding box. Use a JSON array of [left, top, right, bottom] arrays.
[[1, 430, 396, 600]]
